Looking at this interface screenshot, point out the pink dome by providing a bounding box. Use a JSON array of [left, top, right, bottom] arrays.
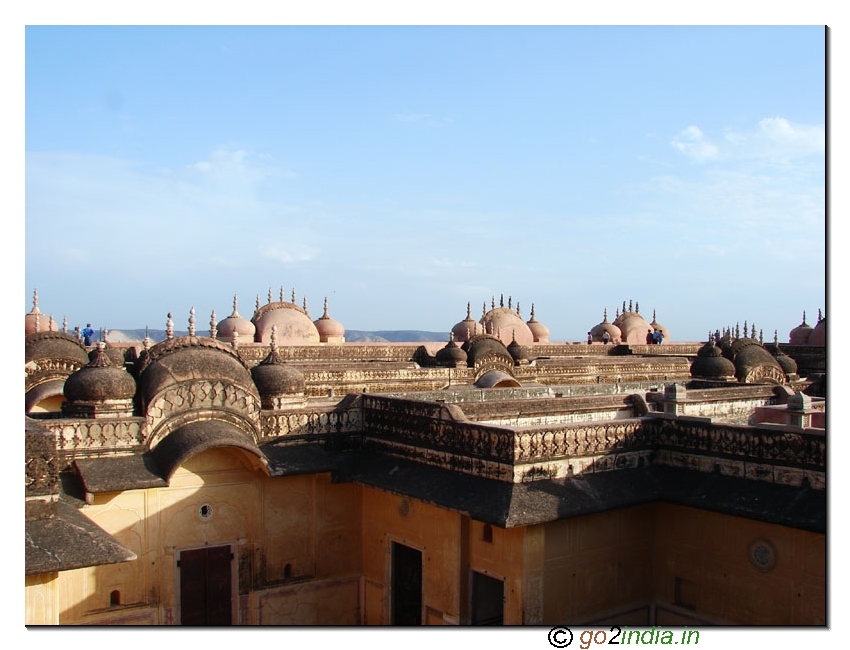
[[254, 302, 320, 345], [216, 296, 256, 342], [451, 303, 484, 342], [481, 307, 534, 346], [314, 298, 345, 342], [24, 290, 59, 336], [789, 311, 813, 345], [807, 311, 825, 347], [526, 304, 550, 343]]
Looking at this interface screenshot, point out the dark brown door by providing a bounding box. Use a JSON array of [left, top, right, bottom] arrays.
[[471, 571, 504, 625], [179, 545, 233, 625], [391, 542, 422, 625]]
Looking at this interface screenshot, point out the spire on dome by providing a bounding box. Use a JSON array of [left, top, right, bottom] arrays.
[[166, 313, 174, 340], [291, 288, 296, 304], [508, 296, 512, 310], [210, 310, 217, 339], [188, 307, 196, 336], [29, 289, 41, 315], [268, 288, 272, 304], [280, 286, 285, 303], [323, 297, 330, 318]]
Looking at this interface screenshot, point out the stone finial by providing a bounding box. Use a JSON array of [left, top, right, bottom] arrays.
[[210, 310, 217, 339], [751, 324, 756, 339], [102, 327, 109, 343], [292, 288, 296, 304], [48, 315, 55, 331], [743, 320, 748, 337], [636, 301, 640, 314], [615, 307, 620, 319], [817, 308, 823, 323], [268, 288, 272, 304], [507, 295, 512, 310], [232, 329, 239, 349], [280, 286, 285, 303], [622, 300, 626, 315], [759, 329, 763, 344], [774, 329, 779, 345], [231, 295, 240, 317], [735, 323, 740, 339], [303, 296, 307, 312], [144, 326, 152, 350], [516, 302, 521, 317], [629, 300, 633, 312], [166, 313, 174, 340], [603, 308, 608, 322], [802, 310, 808, 325], [188, 306, 196, 336], [270, 324, 278, 351], [483, 302, 487, 318], [466, 302, 471, 319], [500, 294, 504, 308], [29, 289, 41, 314], [256, 295, 261, 313], [530, 303, 537, 321], [75, 325, 81, 342], [323, 297, 330, 318], [62, 316, 68, 333], [34, 312, 40, 332]]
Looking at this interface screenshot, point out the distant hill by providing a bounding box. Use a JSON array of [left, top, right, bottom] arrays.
[[101, 329, 448, 344]]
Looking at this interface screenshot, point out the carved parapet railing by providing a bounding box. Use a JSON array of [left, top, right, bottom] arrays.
[[259, 406, 362, 440], [361, 395, 516, 464], [35, 417, 147, 465], [649, 417, 825, 489], [236, 343, 429, 366]]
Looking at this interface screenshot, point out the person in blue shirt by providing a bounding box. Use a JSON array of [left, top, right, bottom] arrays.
[[82, 324, 95, 346]]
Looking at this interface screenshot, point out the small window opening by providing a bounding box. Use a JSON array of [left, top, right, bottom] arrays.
[[110, 590, 121, 606], [482, 524, 493, 544], [284, 563, 292, 579]]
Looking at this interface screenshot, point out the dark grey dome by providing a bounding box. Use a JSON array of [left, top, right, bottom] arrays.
[[64, 345, 137, 402]]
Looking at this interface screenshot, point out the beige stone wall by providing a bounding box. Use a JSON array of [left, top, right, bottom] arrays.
[[360, 488, 530, 625], [25, 573, 59, 625], [653, 503, 825, 625], [56, 448, 362, 625], [540, 503, 825, 626], [541, 505, 656, 625]]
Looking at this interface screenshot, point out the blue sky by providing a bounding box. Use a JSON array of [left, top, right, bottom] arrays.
[[21, 21, 827, 342]]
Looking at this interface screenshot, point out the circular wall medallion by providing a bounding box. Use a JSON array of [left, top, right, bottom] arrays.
[[198, 503, 214, 521], [749, 538, 776, 571]]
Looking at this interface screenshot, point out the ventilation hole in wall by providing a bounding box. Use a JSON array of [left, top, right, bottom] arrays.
[[110, 590, 121, 606], [284, 563, 292, 579], [198, 504, 213, 520], [483, 524, 493, 544], [674, 577, 696, 610]]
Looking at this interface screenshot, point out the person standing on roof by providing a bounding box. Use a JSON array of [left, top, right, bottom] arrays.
[[82, 323, 95, 346]]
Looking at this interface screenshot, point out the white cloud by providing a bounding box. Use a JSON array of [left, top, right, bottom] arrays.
[[671, 125, 720, 162], [259, 244, 319, 264], [724, 116, 825, 162]]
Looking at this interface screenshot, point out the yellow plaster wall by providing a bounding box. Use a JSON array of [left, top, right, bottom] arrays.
[[361, 489, 462, 624], [542, 504, 656, 624], [56, 447, 362, 625], [468, 519, 527, 624], [653, 503, 825, 625], [25, 573, 59, 625]]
